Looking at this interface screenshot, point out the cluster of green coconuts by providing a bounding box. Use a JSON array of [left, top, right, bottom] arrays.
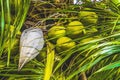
[[48, 9, 98, 52], [48, 0, 120, 53]]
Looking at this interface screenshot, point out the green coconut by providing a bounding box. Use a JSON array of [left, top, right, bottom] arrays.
[[48, 26, 66, 42], [66, 21, 85, 38], [79, 10, 98, 25], [56, 37, 76, 52]]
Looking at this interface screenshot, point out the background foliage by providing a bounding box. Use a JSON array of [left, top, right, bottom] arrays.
[[1, 0, 120, 80]]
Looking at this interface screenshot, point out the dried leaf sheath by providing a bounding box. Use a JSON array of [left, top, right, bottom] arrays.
[[18, 28, 44, 71]]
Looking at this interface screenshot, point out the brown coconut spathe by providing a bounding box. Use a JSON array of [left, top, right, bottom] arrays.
[[18, 28, 44, 71]]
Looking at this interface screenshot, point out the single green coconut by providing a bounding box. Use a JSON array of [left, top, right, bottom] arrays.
[[48, 26, 66, 42], [66, 21, 85, 38], [79, 10, 98, 25], [56, 37, 76, 52], [80, 36, 101, 44], [86, 26, 98, 33]]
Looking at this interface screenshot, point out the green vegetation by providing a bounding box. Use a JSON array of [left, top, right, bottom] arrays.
[[1, 0, 120, 80]]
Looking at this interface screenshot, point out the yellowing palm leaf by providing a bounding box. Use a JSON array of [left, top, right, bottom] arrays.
[[44, 42, 55, 80]]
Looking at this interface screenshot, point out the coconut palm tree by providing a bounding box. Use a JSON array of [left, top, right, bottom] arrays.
[[1, 0, 120, 80]]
